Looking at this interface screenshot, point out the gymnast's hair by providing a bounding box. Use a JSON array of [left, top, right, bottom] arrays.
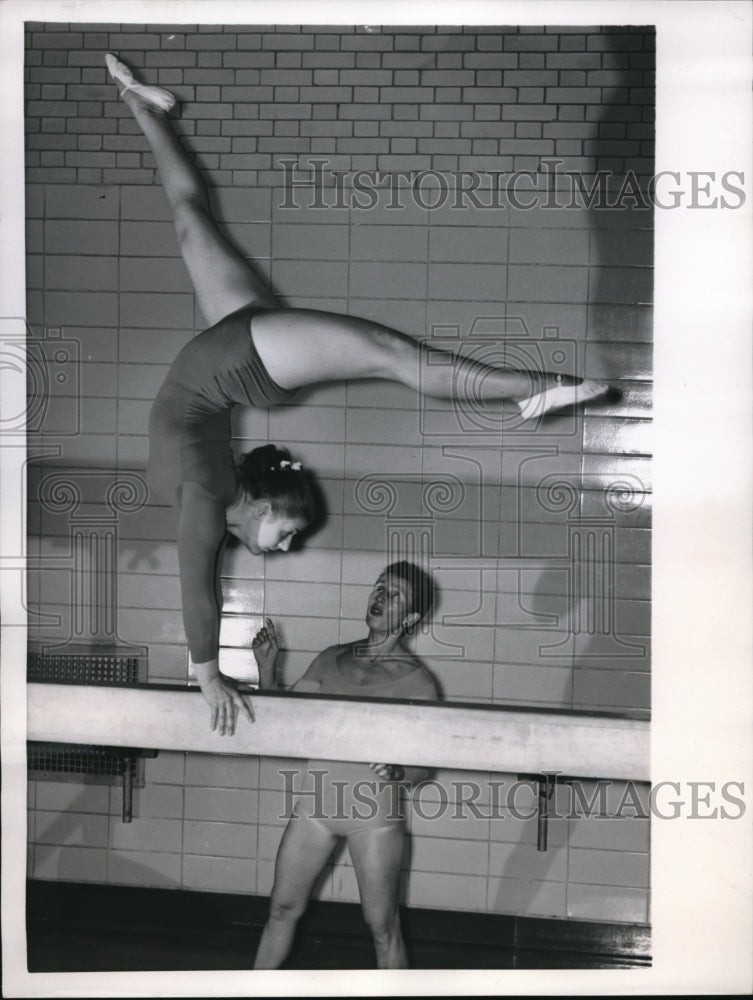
[[385, 560, 435, 623], [238, 444, 317, 523]]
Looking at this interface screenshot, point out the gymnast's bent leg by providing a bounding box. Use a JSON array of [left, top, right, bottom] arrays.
[[107, 54, 277, 328], [347, 824, 409, 969], [253, 815, 337, 969]]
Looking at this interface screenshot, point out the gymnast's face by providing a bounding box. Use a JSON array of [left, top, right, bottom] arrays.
[[227, 499, 307, 555], [365, 572, 419, 635]]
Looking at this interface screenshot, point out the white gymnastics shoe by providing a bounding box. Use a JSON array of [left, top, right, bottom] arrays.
[[517, 376, 611, 421], [105, 53, 176, 113]]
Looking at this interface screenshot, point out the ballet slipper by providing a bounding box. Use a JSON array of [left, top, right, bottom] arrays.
[[517, 376, 610, 421], [105, 53, 176, 113]]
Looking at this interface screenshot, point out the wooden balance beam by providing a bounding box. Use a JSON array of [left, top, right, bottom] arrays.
[[27, 682, 649, 782]]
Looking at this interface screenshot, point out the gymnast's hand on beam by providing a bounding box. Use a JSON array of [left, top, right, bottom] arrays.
[[193, 662, 255, 736], [252, 617, 281, 688], [203, 674, 254, 736]]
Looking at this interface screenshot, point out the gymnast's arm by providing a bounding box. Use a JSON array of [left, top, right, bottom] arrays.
[[178, 480, 254, 733]]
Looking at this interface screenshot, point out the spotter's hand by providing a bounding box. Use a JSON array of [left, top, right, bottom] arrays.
[[369, 763, 405, 781], [252, 617, 281, 687]]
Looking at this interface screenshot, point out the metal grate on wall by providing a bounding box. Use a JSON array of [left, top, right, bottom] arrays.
[[27, 740, 149, 807], [27, 643, 155, 821], [27, 742, 143, 781], [27, 645, 147, 686]]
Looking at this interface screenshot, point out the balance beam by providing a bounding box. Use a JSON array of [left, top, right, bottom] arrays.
[[27, 683, 649, 781]]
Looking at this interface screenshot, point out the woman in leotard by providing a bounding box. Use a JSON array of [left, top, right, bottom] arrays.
[[251, 561, 439, 969], [106, 54, 610, 738]]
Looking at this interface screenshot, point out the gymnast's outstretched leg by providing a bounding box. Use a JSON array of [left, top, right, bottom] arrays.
[[250, 307, 611, 420], [106, 53, 277, 327], [107, 54, 610, 420]]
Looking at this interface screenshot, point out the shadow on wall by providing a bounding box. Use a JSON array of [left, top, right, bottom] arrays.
[[30, 786, 181, 889], [586, 26, 655, 363], [513, 26, 654, 716], [490, 828, 568, 918], [526, 516, 651, 715]]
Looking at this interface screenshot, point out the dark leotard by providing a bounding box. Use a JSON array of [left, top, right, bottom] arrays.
[[291, 644, 439, 835], [148, 305, 294, 507], [147, 305, 296, 662]]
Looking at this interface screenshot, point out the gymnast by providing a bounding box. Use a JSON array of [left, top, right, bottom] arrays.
[[105, 54, 610, 736], [250, 561, 440, 969]]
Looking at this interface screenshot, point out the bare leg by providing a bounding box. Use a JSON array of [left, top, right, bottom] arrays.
[[347, 824, 408, 969], [107, 55, 277, 326], [251, 307, 610, 417], [107, 55, 609, 419], [253, 815, 337, 969]]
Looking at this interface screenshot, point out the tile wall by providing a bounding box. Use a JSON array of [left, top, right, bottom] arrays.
[[25, 22, 653, 924]]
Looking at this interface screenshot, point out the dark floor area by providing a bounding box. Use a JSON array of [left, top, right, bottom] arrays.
[[26, 880, 651, 972]]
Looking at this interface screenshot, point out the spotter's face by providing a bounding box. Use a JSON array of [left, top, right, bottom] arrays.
[[365, 572, 416, 635]]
